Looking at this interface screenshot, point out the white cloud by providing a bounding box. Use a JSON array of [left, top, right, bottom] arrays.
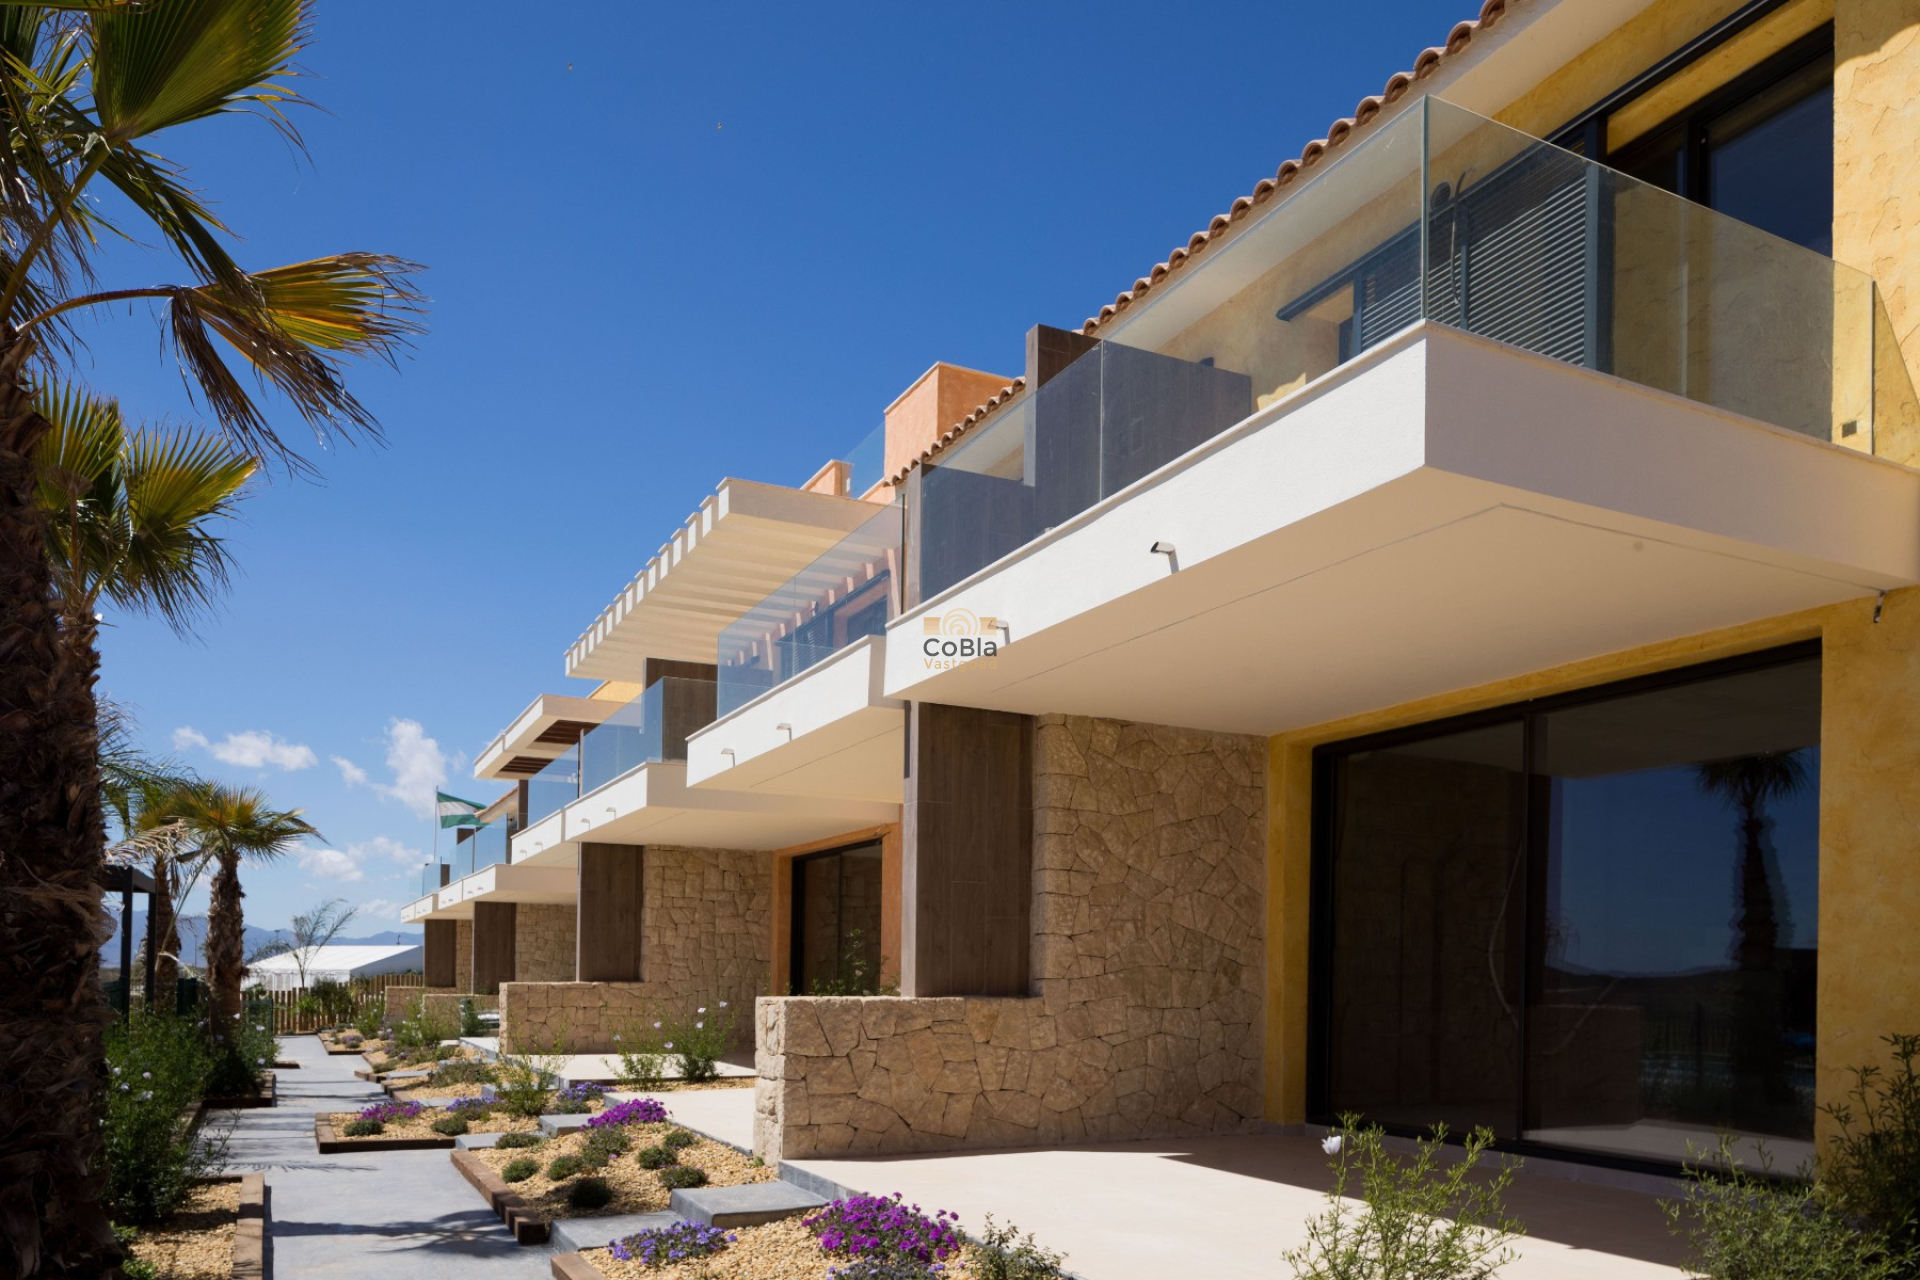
[[297, 846, 365, 883], [334, 719, 454, 820], [358, 835, 426, 868], [351, 898, 403, 922], [172, 726, 317, 772]]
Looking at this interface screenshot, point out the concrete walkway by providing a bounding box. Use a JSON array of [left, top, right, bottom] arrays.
[[223, 1034, 537, 1278], [786, 1131, 1694, 1280]]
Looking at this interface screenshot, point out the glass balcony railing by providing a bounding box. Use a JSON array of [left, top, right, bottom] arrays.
[[914, 96, 1920, 600], [525, 746, 580, 827], [841, 421, 887, 501], [414, 860, 448, 899], [717, 500, 902, 717], [579, 677, 716, 794], [450, 816, 516, 879]]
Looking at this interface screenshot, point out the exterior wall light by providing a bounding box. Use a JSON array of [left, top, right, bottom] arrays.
[[775, 723, 794, 739], [1150, 541, 1176, 556]]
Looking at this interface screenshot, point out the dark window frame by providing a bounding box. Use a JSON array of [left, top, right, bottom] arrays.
[[787, 838, 885, 996], [1306, 639, 1821, 1177]]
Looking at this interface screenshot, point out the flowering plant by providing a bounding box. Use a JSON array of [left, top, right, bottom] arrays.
[[444, 1095, 495, 1117], [356, 1100, 426, 1124], [607, 1220, 735, 1267], [587, 1097, 670, 1128], [804, 1193, 962, 1264]]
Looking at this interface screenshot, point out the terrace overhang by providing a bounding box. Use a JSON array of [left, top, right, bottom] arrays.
[[884, 324, 1920, 736], [566, 479, 889, 679], [687, 635, 903, 802], [511, 760, 896, 865], [474, 693, 621, 781], [453, 861, 576, 907]]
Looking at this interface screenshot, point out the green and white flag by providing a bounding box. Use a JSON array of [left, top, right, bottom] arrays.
[[435, 791, 485, 829]]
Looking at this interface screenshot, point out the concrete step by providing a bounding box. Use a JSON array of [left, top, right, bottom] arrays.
[[549, 1210, 679, 1254], [670, 1181, 827, 1228]]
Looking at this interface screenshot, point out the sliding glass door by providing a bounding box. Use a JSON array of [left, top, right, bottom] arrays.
[[1314, 646, 1820, 1168]]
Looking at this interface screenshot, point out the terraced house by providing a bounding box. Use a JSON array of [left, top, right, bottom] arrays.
[[402, 0, 1920, 1179]]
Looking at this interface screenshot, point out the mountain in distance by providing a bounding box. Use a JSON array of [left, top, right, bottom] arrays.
[[102, 911, 422, 969]]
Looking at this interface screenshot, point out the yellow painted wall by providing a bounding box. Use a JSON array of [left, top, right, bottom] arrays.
[[1264, 589, 1920, 1144]]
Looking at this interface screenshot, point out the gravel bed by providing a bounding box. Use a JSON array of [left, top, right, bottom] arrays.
[[582, 1217, 983, 1280], [123, 1180, 238, 1280], [474, 1121, 774, 1218], [610, 1077, 754, 1093], [320, 1103, 543, 1140]]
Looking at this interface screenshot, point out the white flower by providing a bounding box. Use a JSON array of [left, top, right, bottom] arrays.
[[1322, 1134, 1344, 1156], [257, 1058, 266, 1065], [652, 1021, 662, 1029], [697, 1007, 706, 1014], [141, 1071, 151, 1080], [139, 1091, 153, 1101], [118, 1083, 129, 1092], [111, 1067, 121, 1075], [613, 1034, 622, 1043], [232, 1013, 241, 1020], [255, 1025, 265, 1032], [718, 1001, 728, 1008], [664, 1042, 674, 1050]]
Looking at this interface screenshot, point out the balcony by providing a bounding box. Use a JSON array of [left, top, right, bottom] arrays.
[[885, 97, 1920, 735]]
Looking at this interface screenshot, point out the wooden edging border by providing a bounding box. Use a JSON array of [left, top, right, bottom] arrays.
[[185, 1174, 267, 1280], [451, 1149, 550, 1245], [551, 1252, 604, 1280], [312, 1116, 455, 1155], [205, 1072, 276, 1111]]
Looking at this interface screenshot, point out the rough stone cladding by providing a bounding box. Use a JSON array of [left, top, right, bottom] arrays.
[[501, 845, 771, 1052], [515, 903, 576, 983], [383, 986, 497, 1025], [755, 714, 1266, 1160], [455, 918, 473, 991]]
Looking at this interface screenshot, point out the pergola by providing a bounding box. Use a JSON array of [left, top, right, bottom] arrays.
[[101, 862, 156, 1015]]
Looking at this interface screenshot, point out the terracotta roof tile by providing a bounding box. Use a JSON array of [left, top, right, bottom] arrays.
[[890, 0, 1520, 484]]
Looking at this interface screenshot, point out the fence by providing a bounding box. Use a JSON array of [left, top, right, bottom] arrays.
[[246, 973, 426, 1034]]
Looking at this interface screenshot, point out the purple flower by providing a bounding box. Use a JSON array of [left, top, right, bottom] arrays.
[[803, 1193, 962, 1264], [607, 1220, 733, 1266], [587, 1097, 670, 1128], [356, 1100, 426, 1124]]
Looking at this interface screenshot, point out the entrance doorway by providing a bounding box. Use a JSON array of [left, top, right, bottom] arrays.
[[1311, 645, 1820, 1169], [789, 840, 885, 995]]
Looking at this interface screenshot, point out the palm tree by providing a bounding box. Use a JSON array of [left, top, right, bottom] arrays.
[[0, 6, 420, 1272], [1696, 751, 1810, 972], [97, 706, 201, 1014], [34, 383, 256, 652], [167, 782, 321, 1034]]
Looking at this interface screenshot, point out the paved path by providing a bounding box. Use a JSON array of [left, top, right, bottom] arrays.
[[222, 1035, 540, 1278]]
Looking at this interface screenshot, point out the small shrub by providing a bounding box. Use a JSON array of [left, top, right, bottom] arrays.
[[634, 1144, 677, 1170], [659, 1165, 708, 1190], [583, 1128, 632, 1161], [493, 1131, 545, 1150], [589, 1097, 670, 1128], [567, 1176, 615, 1210], [1284, 1118, 1524, 1280], [431, 1060, 497, 1087], [492, 1072, 552, 1120], [430, 1115, 469, 1136], [557, 1081, 608, 1105], [662, 1128, 697, 1150], [971, 1215, 1069, 1280], [102, 1012, 220, 1224], [546, 1154, 585, 1180], [614, 1014, 670, 1089], [1663, 1137, 1914, 1280], [444, 1095, 495, 1119], [661, 1001, 737, 1083], [501, 1156, 538, 1183], [392, 992, 458, 1052], [338, 1032, 364, 1048], [459, 997, 486, 1037], [803, 1193, 963, 1265], [341, 1118, 383, 1137], [112, 1225, 160, 1280], [352, 996, 384, 1040], [1823, 1032, 1920, 1264], [609, 1221, 735, 1267]]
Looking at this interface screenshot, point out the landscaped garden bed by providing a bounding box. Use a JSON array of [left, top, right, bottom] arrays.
[[116, 1174, 266, 1280], [461, 1098, 775, 1244], [315, 1030, 375, 1056], [202, 1070, 275, 1110], [314, 1096, 548, 1152], [554, 1193, 1066, 1280]]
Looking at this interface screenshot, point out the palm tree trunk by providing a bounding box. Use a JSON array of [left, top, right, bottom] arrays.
[[146, 855, 179, 1016], [0, 347, 117, 1277], [206, 849, 245, 1036]]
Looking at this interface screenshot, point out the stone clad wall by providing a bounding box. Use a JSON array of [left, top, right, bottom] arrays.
[[755, 714, 1266, 1161], [382, 986, 496, 1026], [501, 845, 771, 1052], [515, 903, 576, 983]]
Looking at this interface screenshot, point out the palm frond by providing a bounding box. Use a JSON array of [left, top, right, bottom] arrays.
[[89, 0, 309, 143], [112, 423, 255, 630]]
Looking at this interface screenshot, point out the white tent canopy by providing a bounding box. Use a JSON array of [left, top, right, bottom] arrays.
[[242, 943, 423, 992]]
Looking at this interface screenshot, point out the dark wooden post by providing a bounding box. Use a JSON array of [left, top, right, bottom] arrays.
[[424, 919, 458, 988], [577, 842, 645, 981], [472, 901, 518, 995]]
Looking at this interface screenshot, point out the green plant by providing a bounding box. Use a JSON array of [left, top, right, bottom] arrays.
[[494, 1132, 545, 1150], [459, 996, 486, 1037], [807, 927, 899, 996], [1822, 1032, 1920, 1265], [584, 1128, 632, 1162], [101, 1012, 223, 1223], [495, 1012, 571, 1115], [662, 1001, 737, 1083], [431, 1059, 498, 1087], [568, 1176, 615, 1210], [659, 1165, 708, 1190], [546, 1154, 586, 1180], [353, 996, 385, 1040], [205, 1003, 280, 1096], [635, 1144, 678, 1170], [1664, 1136, 1913, 1280], [341, 1118, 383, 1138], [615, 1012, 671, 1089], [430, 1115, 468, 1136], [1285, 1118, 1525, 1280], [663, 1128, 698, 1150], [392, 992, 458, 1052], [308, 978, 355, 1027], [501, 1157, 538, 1183], [971, 1216, 1069, 1280], [113, 1225, 159, 1280]]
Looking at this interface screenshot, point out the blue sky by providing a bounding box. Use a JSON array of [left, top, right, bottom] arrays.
[[92, 1, 1470, 934]]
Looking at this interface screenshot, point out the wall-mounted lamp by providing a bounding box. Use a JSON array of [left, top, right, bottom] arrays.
[[1875, 590, 1888, 624], [1150, 541, 1177, 557], [720, 748, 736, 761], [775, 723, 794, 740], [604, 805, 616, 815]]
